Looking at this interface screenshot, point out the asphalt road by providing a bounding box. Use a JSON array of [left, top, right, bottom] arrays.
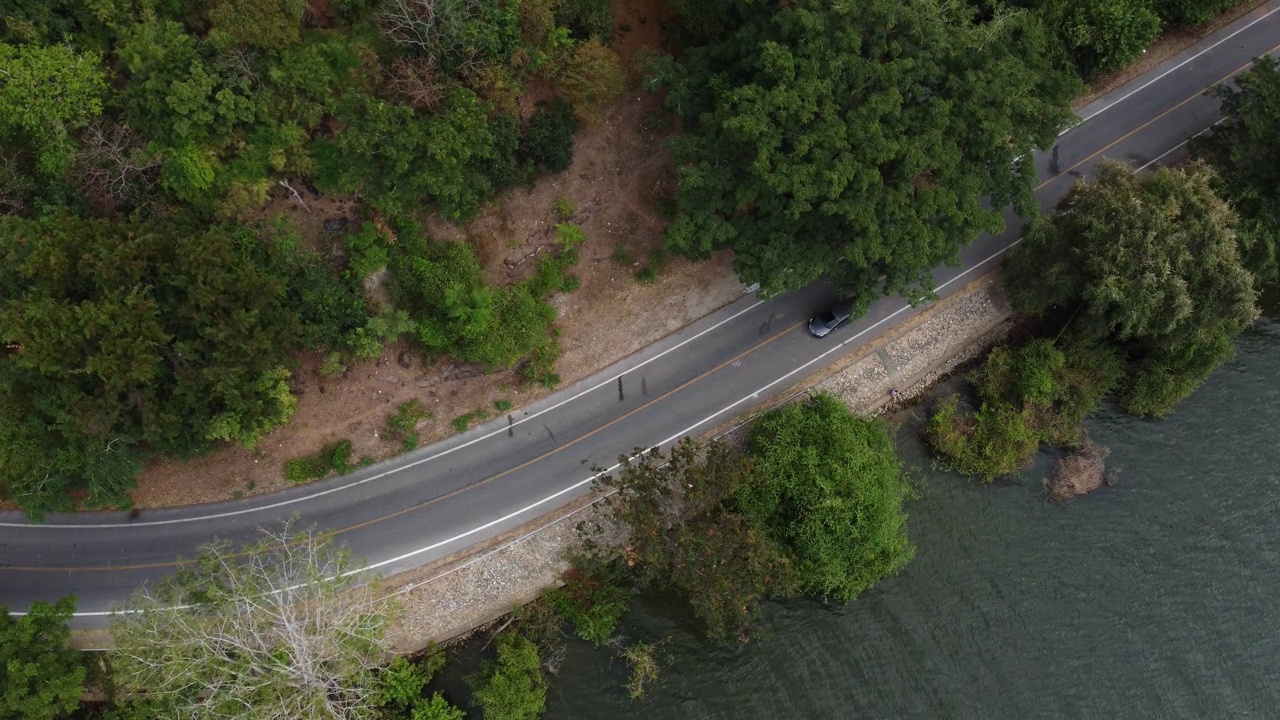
[[4, 2, 1279, 625]]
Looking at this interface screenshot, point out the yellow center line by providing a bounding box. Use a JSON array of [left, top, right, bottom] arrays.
[[7, 319, 807, 572], [1033, 42, 1280, 192]]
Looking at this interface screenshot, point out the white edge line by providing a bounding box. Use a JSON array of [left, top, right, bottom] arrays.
[[1137, 118, 1226, 170], [1, 296, 766, 529], [1059, 2, 1280, 136]]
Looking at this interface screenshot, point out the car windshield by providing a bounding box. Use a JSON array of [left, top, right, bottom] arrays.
[[819, 310, 837, 325]]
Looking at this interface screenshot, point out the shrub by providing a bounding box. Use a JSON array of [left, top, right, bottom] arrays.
[[283, 439, 354, 483], [451, 413, 474, 433], [548, 568, 631, 647], [469, 633, 547, 720], [344, 222, 389, 281], [385, 400, 432, 450], [485, 114, 528, 191], [521, 99, 579, 173], [553, 37, 625, 123], [551, 194, 576, 220], [926, 338, 1125, 480], [494, 398, 513, 412], [553, 0, 614, 41]]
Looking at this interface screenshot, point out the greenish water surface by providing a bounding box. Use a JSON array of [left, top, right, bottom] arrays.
[[532, 310, 1280, 719]]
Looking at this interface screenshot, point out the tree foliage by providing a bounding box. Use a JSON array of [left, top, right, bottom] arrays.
[[742, 393, 915, 601], [585, 393, 913, 642], [1192, 55, 1280, 284], [468, 633, 547, 720], [0, 596, 88, 720], [1003, 162, 1259, 417], [0, 213, 301, 518], [0, 42, 106, 176], [111, 521, 396, 720], [927, 339, 1124, 480], [652, 0, 1081, 298]]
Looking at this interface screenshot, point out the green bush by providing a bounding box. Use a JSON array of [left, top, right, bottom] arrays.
[[1154, 0, 1237, 26], [549, 568, 631, 647], [344, 222, 389, 281], [554, 0, 615, 41], [451, 413, 475, 433], [494, 398, 513, 413], [485, 113, 528, 191], [926, 339, 1125, 480], [283, 439, 353, 483], [384, 400, 432, 450], [522, 99, 579, 173], [742, 393, 915, 601], [469, 633, 547, 720]]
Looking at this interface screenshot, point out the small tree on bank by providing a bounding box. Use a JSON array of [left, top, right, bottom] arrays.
[[110, 521, 396, 720], [1003, 161, 1259, 417], [0, 596, 88, 720], [583, 393, 914, 643]]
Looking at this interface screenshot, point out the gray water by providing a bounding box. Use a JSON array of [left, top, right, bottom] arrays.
[[540, 311, 1280, 719]]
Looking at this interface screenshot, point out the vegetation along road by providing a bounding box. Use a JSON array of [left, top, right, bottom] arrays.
[[3, 0, 1279, 625]]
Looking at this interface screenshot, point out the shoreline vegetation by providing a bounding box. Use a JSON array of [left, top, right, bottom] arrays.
[[4, 0, 1280, 718]]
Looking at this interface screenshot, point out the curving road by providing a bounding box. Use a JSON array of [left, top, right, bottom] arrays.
[[4, 2, 1280, 626]]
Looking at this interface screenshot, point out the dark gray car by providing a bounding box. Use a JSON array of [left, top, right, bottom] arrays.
[[807, 300, 854, 338]]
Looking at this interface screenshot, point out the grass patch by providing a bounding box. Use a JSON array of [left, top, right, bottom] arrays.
[[551, 195, 576, 220], [611, 245, 634, 265], [494, 398, 513, 413], [384, 399, 433, 451], [283, 440, 354, 483]]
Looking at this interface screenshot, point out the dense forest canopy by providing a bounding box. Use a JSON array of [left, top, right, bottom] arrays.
[[652, 0, 1083, 300], [0, 0, 621, 517]]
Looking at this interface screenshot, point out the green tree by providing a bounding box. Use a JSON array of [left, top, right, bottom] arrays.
[[0, 42, 106, 176], [207, 0, 306, 51], [0, 214, 301, 518], [584, 439, 794, 643], [0, 597, 88, 720], [926, 339, 1124, 480], [468, 633, 546, 720], [1040, 0, 1161, 76], [1192, 55, 1280, 283], [651, 0, 1081, 298], [111, 521, 396, 720], [740, 393, 915, 601], [1003, 161, 1259, 417], [314, 90, 495, 221]]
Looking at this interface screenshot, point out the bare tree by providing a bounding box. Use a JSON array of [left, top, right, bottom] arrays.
[[385, 56, 446, 111], [75, 121, 161, 215], [379, 0, 486, 73], [111, 520, 396, 720]]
